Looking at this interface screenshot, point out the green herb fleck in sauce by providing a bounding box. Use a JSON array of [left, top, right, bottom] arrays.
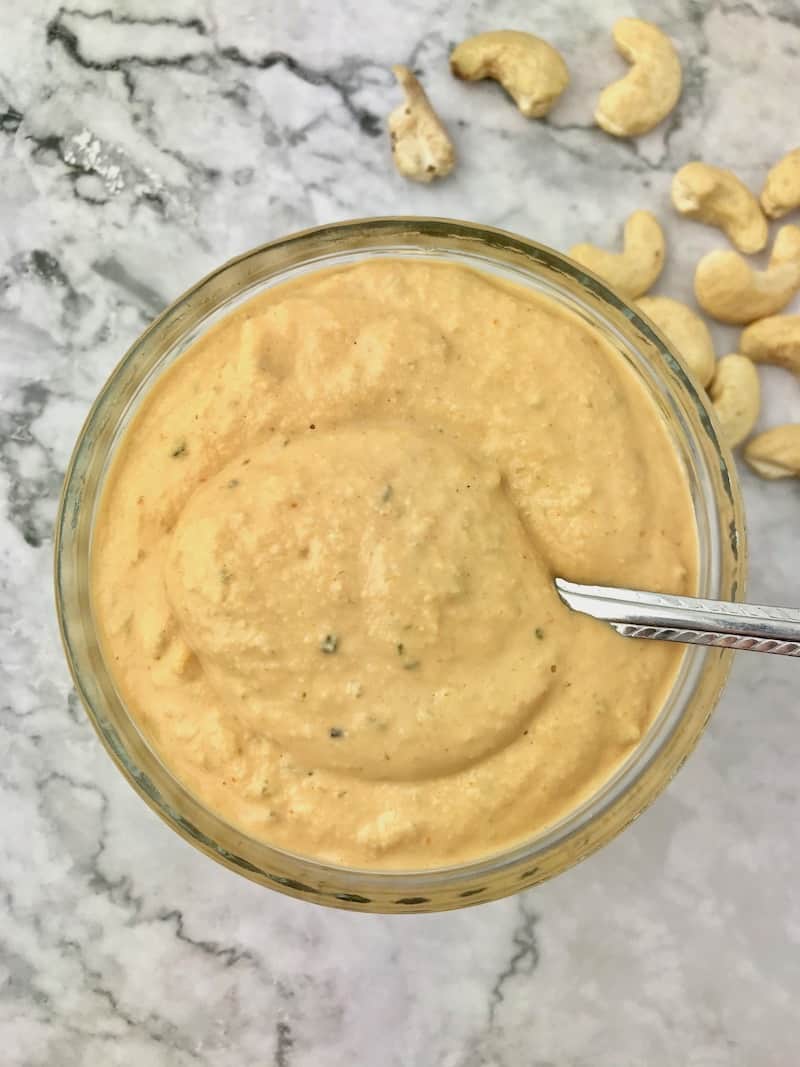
[[403, 659, 421, 671], [329, 726, 344, 739], [171, 440, 187, 458], [320, 633, 339, 654], [381, 484, 393, 503], [535, 627, 545, 640]]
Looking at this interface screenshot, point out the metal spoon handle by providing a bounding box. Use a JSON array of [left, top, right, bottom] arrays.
[[555, 578, 800, 658]]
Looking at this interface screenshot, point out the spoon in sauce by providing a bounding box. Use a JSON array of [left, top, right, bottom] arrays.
[[555, 578, 800, 657]]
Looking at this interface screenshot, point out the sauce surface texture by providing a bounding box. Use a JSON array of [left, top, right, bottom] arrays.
[[92, 259, 697, 868]]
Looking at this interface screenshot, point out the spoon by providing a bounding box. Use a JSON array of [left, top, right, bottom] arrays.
[[555, 578, 800, 658]]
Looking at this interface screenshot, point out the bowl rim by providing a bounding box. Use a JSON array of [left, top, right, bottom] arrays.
[[54, 215, 747, 912]]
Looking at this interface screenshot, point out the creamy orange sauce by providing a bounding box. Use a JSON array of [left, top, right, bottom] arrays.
[[91, 259, 697, 868]]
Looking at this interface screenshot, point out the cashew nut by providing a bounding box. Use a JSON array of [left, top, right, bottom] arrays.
[[569, 211, 665, 298], [707, 354, 760, 449], [671, 163, 767, 254], [744, 424, 800, 479], [449, 31, 569, 118], [739, 314, 800, 375], [637, 296, 716, 386], [760, 148, 800, 219], [594, 19, 681, 137], [694, 224, 800, 324], [388, 65, 455, 183]]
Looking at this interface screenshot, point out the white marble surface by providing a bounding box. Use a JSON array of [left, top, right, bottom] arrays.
[[1, 1, 799, 1063]]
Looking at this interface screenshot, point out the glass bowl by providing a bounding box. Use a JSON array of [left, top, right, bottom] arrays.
[[54, 217, 746, 913]]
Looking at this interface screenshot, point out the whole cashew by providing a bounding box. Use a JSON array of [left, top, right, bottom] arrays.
[[708, 354, 760, 449], [761, 148, 800, 219], [671, 163, 767, 254], [595, 19, 682, 137], [637, 295, 716, 386], [569, 211, 665, 298], [449, 31, 569, 118], [694, 224, 800, 324], [744, 424, 800, 479], [739, 314, 800, 375], [388, 65, 455, 183]]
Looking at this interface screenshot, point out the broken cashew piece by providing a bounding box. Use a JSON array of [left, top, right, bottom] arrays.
[[388, 65, 455, 183], [744, 424, 800, 479], [708, 354, 760, 449], [637, 295, 716, 386], [595, 19, 681, 137], [671, 162, 768, 254], [449, 31, 569, 118], [569, 211, 665, 299], [761, 148, 800, 219], [739, 314, 800, 375], [694, 224, 800, 324]]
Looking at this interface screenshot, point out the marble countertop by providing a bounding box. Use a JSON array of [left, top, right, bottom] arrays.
[[2, 1, 799, 1063]]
